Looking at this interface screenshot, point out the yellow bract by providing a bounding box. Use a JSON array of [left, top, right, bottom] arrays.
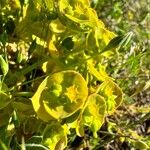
[[43, 123, 68, 150], [87, 60, 112, 82], [98, 80, 123, 114], [31, 70, 88, 121]]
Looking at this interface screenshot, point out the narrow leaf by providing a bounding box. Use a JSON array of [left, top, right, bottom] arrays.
[[103, 35, 124, 52], [0, 55, 9, 76]]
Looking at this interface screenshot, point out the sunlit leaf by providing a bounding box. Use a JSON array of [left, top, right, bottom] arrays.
[[0, 83, 9, 92], [86, 29, 100, 52], [87, 61, 111, 81], [16, 1, 50, 40], [98, 80, 123, 114], [119, 31, 133, 48], [75, 115, 85, 137], [31, 75, 56, 122], [0, 91, 11, 110], [0, 105, 13, 127], [49, 19, 66, 33], [47, 34, 59, 58], [102, 28, 116, 45], [42, 123, 67, 150], [107, 121, 117, 134], [65, 14, 89, 24], [103, 32, 133, 52], [58, 0, 92, 32], [86, 28, 115, 53], [83, 94, 106, 137], [0, 139, 8, 150]]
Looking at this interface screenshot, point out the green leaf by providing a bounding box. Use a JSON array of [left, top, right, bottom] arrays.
[[0, 139, 8, 150], [26, 136, 43, 144], [103, 35, 124, 52], [12, 97, 34, 122], [0, 82, 9, 92], [42, 123, 67, 150], [16, 50, 23, 64], [62, 110, 81, 132], [103, 32, 133, 52], [131, 140, 149, 150], [0, 32, 8, 45], [67, 94, 106, 137], [102, 28, 116, 45], [31, 70, 88, 121], [12, 97, 33, 112], [49, 19, 66, 33], [0, 55, 9, 77], [42, 58, 64, 74], [83, 94, 106, 138], [0, 0, 8, 8], [119, 31, 133, 48], [0, 91, 11, 110]]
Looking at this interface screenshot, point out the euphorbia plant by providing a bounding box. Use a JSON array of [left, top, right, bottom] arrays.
[[31, 0, 123, 149], [0, 0, 123, 149]]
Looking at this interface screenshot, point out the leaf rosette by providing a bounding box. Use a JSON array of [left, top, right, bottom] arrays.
[[32, 70, 88, 121]]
